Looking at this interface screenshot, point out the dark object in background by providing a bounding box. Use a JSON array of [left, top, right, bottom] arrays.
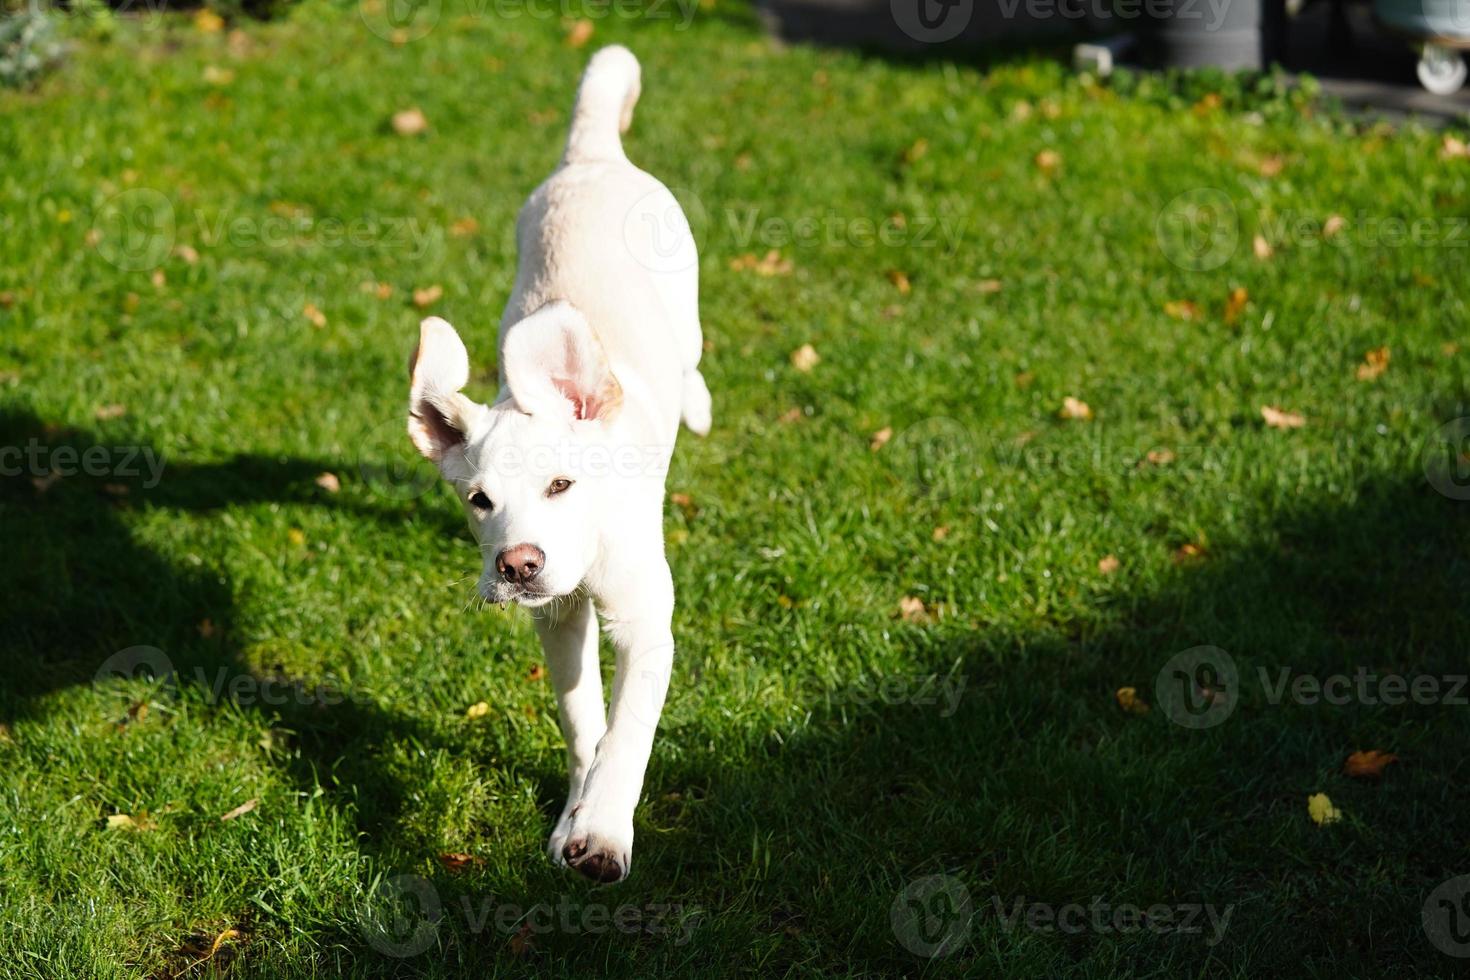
[[1138, 0, 1269, 69]]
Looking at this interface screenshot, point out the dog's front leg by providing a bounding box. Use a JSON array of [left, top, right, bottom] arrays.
[[533, 596, 607, 868], [560, 561, 674, 884]]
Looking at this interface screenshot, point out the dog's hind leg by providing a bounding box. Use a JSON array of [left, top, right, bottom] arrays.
[[533, 596, 607, 867]]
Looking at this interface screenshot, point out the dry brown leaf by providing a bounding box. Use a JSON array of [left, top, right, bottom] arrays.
[[1115, 686, 1149, 715], [1144, 448, 1176, 466], [1258, 154, 1284, 177], [413, 284, 443, 309], [392, 107, 429, 136], [527, 664, 546, 682], [30, 471, 60, 495], [902, 138, 928, 164], [976, 278, 1003, 294], [565, 18, 594, 48], [315, 472, 341, 493], [150, 269, 167, 290], [509, 922, 536, 956], [1261, 405, 1305, 429], [790, 343, 820, 373], [0, 291, 14, 308], [1034, 149, 1061, 175], [1164, 300, 1200, 321], [777, 406, 803, 424], [897, 595, 932, 624], [1098, 555, 1120, 575], [1355, 346, 1390, 382], [95, 403, 127, 421], [85, 227, 102, 248], [220, 798, 258, 821], [887, 270, 911, 295], [102, 482, 129, 497], [450, 217, 479, 238], [1323, 214, 1346, 238], [175, 244, 200, 264], [1344, 749, 1398, 779], [202, 65, 235, 86], [932, 525, 950, 542], [1191, 93, 1221, 116], [194, 8, 224, 32], [438, 852, 485, 873], [1441, 135, 1469, 160], [1252, 234, 1273, 260], [1224, 286, 1249, 325], [730, 250, 792, 276], [198, 618, 217, 638], [1172, 542, 1207, 563], [466, 701, 489, 719], [104, 811, 155, 831], [869, 426, 893, 452], [303, 303, 326, 328], [1059, 396, 1092, 421]]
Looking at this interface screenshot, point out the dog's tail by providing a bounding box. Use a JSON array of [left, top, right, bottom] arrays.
[[564, 45, 641, 164]]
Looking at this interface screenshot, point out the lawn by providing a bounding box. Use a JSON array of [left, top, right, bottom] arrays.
[[2, 1, 1469, 976]]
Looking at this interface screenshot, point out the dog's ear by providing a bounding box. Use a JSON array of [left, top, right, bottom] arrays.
[[408, 317, 484, 462], [501, 301, 622, 424]]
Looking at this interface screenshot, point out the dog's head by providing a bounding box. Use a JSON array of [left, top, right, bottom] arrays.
[[407, 302, 623, 608]]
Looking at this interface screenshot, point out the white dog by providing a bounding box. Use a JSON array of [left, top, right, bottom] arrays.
[[406, 45, 709, 883]]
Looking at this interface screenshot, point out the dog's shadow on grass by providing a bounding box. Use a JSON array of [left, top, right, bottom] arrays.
[[628, 474, 1470, 973], [0, 405, 479, 852]]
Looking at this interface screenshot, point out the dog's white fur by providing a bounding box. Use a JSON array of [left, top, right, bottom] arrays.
[[407, 45, 708, 883]]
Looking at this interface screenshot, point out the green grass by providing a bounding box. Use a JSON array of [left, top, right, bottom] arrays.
[[2, 2, 1470, 976]]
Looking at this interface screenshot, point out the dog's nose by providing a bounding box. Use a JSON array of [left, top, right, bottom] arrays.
[[496, 544, 545, 585]]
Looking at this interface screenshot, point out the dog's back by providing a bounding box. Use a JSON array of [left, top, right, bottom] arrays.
[[501, 46, 708, 440]]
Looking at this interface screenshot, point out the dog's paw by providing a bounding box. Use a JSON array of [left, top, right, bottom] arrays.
[[547, 800, 579, 867], [680, 369, 711, 437], [562, 832, 631, 883], [558, 808, 633, 883]]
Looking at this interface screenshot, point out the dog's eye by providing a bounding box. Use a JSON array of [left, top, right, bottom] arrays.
[[468, 490, 493, 511], [547, 478, 573, 496]]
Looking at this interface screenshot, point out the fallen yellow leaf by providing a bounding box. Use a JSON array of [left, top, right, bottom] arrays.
[[1034, 149, 1061, 174], [303, 302, 326, 328], [1164, 300, 1200, 321], [897, 595, 932, 624], [1224, 286, 1248, 325], [315, 472, 341, 493], [220, 798, 258, 821], [95, 403, 127, 421], [1261, 405, 1305, 429], [1253, 234, 1273, 260], [790, 343, 820, 373], [1323, 214, 1346, 238], [391, 107, 429, 136], [1059, 396, 1092, 421], [413, 284, 443, 309], [1115, 686, 1149, 715], [466, 701, 489, 719], [565, 18, 594, 48], [194, 8, 224, 32], [887, 270, 912, 295], [1307, 792, 1341, 826], [869, 426, 893, 452], [1098, 555, 1120, 575], [450, 217, 479, 238], [1355, 346, 1390, 382]]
